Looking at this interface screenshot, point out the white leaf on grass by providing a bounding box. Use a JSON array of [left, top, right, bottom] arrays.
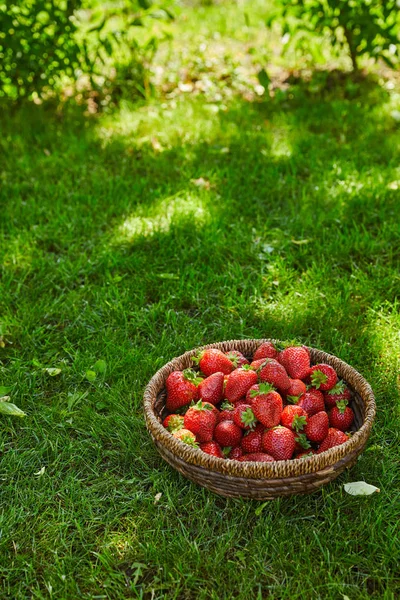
[[0, 396, 10, 402], [344, 481, 380, 496], [43, 367, 62, 376], [34, 466, 46, 477], [0, 401, 26, 417], [154, 493, 162, 504]]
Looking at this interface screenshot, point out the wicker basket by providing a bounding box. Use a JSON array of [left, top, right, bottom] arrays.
[[143, 340, 376, 499]]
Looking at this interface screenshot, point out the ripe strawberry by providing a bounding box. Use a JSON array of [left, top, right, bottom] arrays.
[[197, 372, 224, 405], [238, 453, 275, 462], [277, 346, 310, 380], [262, 426, 296, 460], [293, 433, 311, 453], [310, 364, 338, 391], [193, 348, 234, 376], [241, 423, 264, 454], [286, 378, 307, 403], [295, 450, 316, 459], [250, 358, 266, 371], [304, 411, 329, 443], [233, 404, 257, 430], [329, 401, 354, 431], [162, 414, 184, 432], [253, 341, 278, 361], [214, 420, 243, 447], [226, 446, 243, 460], [250, 383, 283, 428], [217, 401, 235, 423], [258, 359, 290, 392], [184, 400, 217, 443], [200, 441, 224, 458], [298, 389, 325, 416], [225, 366, 258, 402], [280, 405, 308, 432], [324, 380, 352, 409], [225, 350, 249, 368], [166, 369, 202, 411], [317, 428, 349, 453], [172, 428, 197, 446]]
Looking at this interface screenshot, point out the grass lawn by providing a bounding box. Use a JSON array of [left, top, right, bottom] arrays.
[[1, 2, 400, 598]]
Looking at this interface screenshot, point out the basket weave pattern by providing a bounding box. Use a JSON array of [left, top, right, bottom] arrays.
[[143, 340, 376, 499]]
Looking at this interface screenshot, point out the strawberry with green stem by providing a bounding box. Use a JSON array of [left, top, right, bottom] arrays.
[[163, 414, 184, 433], [280, 405, 308, 432], [225, 350, 249, 368], [324, 380, 352, 409], [309, 364, 338, 391], [166, 369, 202, 411], [293, 433, 311, 453], [286, 378, 307, 403], [184, 400, 217, 443], [241, 423, 264, 454], [233, 404, 257, 430], [173, 428, 198, 446], [217, 401, 235, 423], [329, 401, 354, 431], [257, 359, 290, 392], [249, 383, 283, 428], [297, 389, 325, 416], [193, 349, 234, 376]]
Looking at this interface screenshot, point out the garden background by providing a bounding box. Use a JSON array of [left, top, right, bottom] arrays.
[[1, 1, 400, 598]]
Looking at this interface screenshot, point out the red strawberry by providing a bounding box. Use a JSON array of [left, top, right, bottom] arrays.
[[184, 400, 217, 443], [162, 414, 184, 432], [304, 411, 329, 443], [241, 423, 264, 454], [258, 359, 290, 392], [262, 426, 296, 460], [238, 453, 274, 463], [172, 428, 197, 446], [214, 420, 243, 447], [250, 358, 267, 371], [226, 446, 244, 460], [298, 389, 325, 416], [225, 350, 249, 368], [280, 405, 308, 432], [253, 341, 278, 361], [324, 380, 352, 409], [233, 404, 257, 430], [277, 346, 310, 380], [217, 401, 235, 423], [166, 369, 202, 411], [329, 401, 354, 431], [225, 366, 258, 402], [310, 364, 338, 391], [232, 397, 250, 407], [317, 428, 349, 453], [293, 432, 311, 453], [251, 383, 283, 428], [197, 372, 224, 405], [200, 441, 224, 458], [194, 348, 234, 376], [286, 378, 307, 402], [295, 450, 316, 459]]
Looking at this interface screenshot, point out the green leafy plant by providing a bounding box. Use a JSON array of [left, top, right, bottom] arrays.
[[0, 0, 173, 102], [272, 0, 400, 71]]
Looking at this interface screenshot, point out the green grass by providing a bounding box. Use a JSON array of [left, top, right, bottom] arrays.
[[1, 2, 400, 599]]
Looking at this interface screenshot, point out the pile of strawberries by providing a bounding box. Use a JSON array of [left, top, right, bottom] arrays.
[[162, 342, 355, 462]]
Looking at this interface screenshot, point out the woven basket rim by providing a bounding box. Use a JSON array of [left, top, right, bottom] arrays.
[[143, 339, 376, 480]]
